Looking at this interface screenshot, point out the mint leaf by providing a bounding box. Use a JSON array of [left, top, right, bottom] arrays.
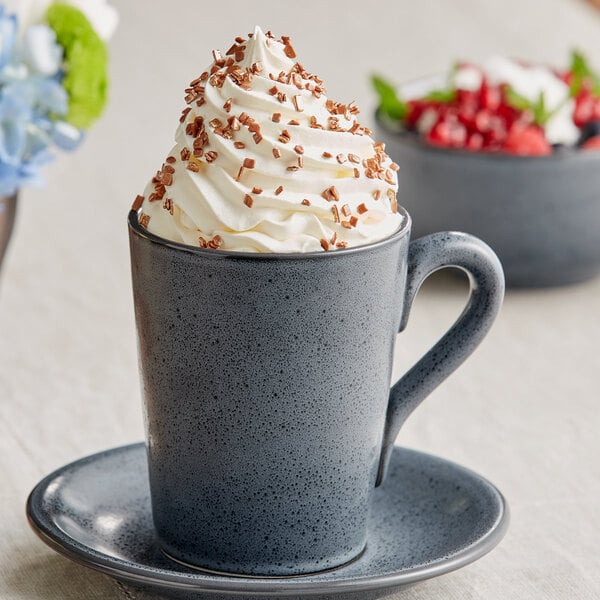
[[371, 74, 408, 121], [423, 89, 456, 103], [534, 92, 549, 125], [505, 87, 532, 111], [568, 49, 600, 97], [571, 49, 588, 75], [570, 50, 589, 96], [506, 88, 553, 125]]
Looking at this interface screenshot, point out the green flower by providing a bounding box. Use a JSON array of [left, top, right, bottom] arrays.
[[46, 3, 109, 129]]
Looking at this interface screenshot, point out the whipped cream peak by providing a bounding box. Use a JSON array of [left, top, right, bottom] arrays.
[[135, 27, 402, 252], [235, 26, 293, 76]]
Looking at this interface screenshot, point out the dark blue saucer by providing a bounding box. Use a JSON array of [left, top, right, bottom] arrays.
[[26, 443, 508, 599]]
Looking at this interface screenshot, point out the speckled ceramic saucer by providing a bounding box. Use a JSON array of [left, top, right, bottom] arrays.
[[26, 443, 508, 600]]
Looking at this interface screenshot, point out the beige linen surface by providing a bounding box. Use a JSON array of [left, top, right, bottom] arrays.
[[1, 1, 600, 598]]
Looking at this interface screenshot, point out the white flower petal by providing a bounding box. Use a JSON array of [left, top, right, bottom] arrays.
[[64, 0, 119, 41], [21, 24, 62, 75], [6, 0, 118, 41], [52, 120, 84, 150], [4, 0, 52, 32]]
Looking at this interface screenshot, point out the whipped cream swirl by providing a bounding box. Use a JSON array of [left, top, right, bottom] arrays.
[[135, 26, 402, 252]]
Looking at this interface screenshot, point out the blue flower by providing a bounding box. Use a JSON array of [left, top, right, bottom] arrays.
[[52, 121, 84, 151], [0, 6, 17, 71], [0, 6, 86, 196], [0, 147, 52, 196]]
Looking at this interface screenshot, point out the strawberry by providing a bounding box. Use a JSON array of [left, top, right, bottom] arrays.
[[502, 124, 552, 156], [578, 120, 600, 146], [582, 135, 600, 150]]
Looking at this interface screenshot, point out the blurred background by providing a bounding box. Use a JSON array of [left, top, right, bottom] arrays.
[[1, 1, 599, 598], [3, 0, 597, 448]]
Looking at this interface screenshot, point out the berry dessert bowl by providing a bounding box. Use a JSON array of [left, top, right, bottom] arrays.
[[372, 54, 600, 288]]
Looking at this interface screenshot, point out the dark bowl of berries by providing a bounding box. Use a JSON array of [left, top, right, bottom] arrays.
[[372, 52, 600, 288]]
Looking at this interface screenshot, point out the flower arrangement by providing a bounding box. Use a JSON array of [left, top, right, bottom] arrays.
[[0, 0, 117, 196]]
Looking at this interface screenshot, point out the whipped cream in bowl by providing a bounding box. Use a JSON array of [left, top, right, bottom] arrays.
[[133, 26, 403, 253]]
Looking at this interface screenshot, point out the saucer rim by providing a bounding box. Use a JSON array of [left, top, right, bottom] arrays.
[[26, 442, 510, 596]]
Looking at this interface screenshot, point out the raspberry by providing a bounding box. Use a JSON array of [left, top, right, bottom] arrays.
[[457, 107, 476, 127], [426, 117, 467, 148], [474, 110, 493, 132], [397, 64, 579, 155], [561, 71, 574, 86], [502, 124, 552, 156], [574, 92, 595, 127], [449, 121, 467, 146], [582, 135, 600, 150], [426, 119, 452, 146], [405, 100, 427, 129], [457, 89, 478, 107], [466, 133, 484, 151], [480, 81, 501, 111]]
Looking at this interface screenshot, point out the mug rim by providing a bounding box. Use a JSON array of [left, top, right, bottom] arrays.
[[128, 205, 411, 260]]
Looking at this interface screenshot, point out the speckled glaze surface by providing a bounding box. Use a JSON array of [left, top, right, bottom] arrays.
[[26, 443, 509, 600], [128, 209, 503, 576], [374, 117, 600, 288]]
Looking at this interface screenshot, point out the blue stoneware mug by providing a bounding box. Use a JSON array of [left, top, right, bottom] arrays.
[[128, 206, 504, 577]]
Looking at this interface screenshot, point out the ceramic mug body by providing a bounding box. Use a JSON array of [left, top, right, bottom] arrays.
[[128, 208, 503, 576]]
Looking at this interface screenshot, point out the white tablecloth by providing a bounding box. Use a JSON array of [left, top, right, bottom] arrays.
[[2, 0, 600, 598]]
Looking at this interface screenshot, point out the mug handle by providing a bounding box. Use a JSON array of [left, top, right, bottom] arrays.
[[376, 231, 504, 486]]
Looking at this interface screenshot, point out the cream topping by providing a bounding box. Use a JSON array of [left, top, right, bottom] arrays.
[[136, 26, 402, 252]]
